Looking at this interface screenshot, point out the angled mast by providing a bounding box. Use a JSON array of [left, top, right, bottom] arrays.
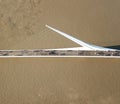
[[45, 25, 116, 51], [46, 25, 91, 48]]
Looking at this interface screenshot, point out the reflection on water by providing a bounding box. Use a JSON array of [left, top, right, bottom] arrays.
[[0, 58, 120, 104]]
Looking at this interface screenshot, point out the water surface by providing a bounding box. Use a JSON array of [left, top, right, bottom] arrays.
[[0, 58, 120, 104]]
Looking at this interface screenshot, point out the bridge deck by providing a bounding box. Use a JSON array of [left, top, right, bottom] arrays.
[[0, 50, 120, 56]]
